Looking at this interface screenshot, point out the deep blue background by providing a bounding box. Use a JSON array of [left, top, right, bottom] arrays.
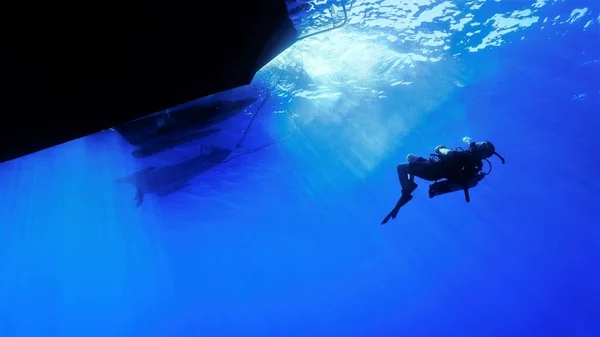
[[0, 1, 599, 336]]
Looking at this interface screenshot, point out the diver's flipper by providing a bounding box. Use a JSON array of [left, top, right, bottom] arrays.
[[114, 166, 157, 184], [134, 189, 144, 207], [381, 209, 395, 225], [381, 194, 413, 225]]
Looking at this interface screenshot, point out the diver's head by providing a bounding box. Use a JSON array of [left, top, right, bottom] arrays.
[[473, 141, 496, 160]]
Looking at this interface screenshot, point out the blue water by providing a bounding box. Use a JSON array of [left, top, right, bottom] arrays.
[[1, 1, 599, 336]]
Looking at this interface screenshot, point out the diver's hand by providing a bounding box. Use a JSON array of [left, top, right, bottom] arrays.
[[469, 142, 478, 152], [435, 145, 448, 154], [435, 145, 455, 156]]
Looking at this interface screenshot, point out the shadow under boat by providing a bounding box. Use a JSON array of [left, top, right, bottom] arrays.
[[131, 127, 222, 158], [114, 146, 233, 206]]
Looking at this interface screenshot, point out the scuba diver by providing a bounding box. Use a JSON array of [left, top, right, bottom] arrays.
[[381, 137, 506, 225]]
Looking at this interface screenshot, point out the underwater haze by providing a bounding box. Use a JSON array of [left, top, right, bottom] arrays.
[[1, 0, 599, 336]]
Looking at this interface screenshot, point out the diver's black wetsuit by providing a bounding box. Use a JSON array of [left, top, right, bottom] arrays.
[[381, 141, 503, 225], [408, 151, 482, 183]]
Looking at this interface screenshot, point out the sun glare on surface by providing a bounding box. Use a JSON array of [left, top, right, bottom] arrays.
[[257, 0, 594, 178], [261, 26, 449, 178]]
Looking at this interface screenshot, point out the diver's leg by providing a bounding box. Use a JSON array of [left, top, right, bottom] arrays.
[[382, 163, 419, 224], [406, 154, 429, 163], [406, 154, 420, 163], [397, 163, 418, 193], [405, 155, 428, 183], [382, 165, 416, 224]]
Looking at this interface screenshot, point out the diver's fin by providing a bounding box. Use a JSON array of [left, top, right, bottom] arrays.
[[115, 166, 157, 184], [134, 189, 144, 207], [381, 194, 413, 225], [381, 209, 395, 225]]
